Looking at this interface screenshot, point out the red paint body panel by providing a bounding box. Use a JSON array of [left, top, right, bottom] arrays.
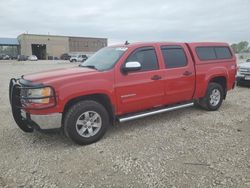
[[114, 44, 165, 115], [160, 43, 196, 105], [23, 42, 236, 116]]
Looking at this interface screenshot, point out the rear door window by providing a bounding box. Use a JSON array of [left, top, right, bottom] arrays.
[[161, 46, 187, 68]]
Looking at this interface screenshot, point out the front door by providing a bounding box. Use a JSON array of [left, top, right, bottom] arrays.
[[115, 47, 165, 115]]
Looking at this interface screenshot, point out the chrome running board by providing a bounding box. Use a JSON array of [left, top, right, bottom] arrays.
[[118, 102, 194, 123]]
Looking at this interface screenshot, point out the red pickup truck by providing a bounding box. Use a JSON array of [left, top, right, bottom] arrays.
[[9, 42, 236, 145]]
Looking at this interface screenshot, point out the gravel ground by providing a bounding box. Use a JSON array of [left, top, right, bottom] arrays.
[[0, 60, 249, 188]]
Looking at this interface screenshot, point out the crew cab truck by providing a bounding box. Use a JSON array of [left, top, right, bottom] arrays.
[[9, 42, 236, 145]]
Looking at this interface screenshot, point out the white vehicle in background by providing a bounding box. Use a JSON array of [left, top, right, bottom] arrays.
[[236, 61, 250, 86], [2, 54, 10, 60], [28, 55, 38, 61], [70, 54, 88, 62]]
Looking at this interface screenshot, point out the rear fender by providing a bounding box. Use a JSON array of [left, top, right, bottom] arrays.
[[197, 67, 229, 98]]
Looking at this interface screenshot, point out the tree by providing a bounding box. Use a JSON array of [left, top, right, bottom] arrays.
[[231, 41, 249, 53], [238, 41, 249, 52], [231, 43, 239, 53]]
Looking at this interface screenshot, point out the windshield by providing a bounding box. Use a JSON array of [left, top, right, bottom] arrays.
[[80, 47, 127, 71]]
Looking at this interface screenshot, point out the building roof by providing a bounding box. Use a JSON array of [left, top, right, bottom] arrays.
[[0, 38, 19, 45], [18, 33, 107, 40]]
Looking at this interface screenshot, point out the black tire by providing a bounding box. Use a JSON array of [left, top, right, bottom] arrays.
[[198, 82, 224, 111], [63, 100, 109, 145]]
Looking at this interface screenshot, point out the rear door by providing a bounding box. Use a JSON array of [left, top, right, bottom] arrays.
[[160, 45, 195, 104], [115, 46, 165, 115]]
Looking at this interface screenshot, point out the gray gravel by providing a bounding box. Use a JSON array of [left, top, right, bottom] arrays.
[[0, 60, 249, 188]]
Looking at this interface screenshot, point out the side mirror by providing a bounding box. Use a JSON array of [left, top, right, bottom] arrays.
[[122, 61, 141, 73]]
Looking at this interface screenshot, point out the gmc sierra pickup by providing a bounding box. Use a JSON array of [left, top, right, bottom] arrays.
[[9, 42, 237, 145]]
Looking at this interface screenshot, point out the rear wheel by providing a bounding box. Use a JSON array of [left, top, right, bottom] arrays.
[[63, 100, 109, 145], [198, 82, 224, 111]]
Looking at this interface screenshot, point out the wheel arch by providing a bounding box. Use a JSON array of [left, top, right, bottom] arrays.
[[62, 93, 115, 123], [209, 76, 227, 99]]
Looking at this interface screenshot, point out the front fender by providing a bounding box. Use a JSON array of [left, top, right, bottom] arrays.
[[56, 78, 115, 112]]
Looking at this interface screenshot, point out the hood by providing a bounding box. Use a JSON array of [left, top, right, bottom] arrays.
[[23, 66, 96, 84], [239, 62, 250, 68]]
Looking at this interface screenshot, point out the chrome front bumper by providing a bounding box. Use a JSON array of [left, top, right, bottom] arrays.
[[236, 74, 250, 81], [30, 113, 62, 130]]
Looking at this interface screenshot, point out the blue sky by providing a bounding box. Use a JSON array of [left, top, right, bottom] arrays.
[[0, 0, 249, 44]]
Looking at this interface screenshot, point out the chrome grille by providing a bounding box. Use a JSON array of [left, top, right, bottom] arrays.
[[239, 68, 250, 75]]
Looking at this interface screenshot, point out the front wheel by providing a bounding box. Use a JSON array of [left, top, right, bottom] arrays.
[[63, 100, 109, 145], [198, 82, 224, 111]]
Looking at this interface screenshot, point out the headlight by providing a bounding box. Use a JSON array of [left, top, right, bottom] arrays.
[[27, 87, 52, 104]]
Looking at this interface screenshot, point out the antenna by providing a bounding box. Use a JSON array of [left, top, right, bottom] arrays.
[[125, 41, 129, 45]]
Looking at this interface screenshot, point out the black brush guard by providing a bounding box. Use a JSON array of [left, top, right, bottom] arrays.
[[9, 78, 56, 132]]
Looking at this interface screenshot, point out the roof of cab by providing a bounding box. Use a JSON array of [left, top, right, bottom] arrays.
[[110, 41, 229, 48]]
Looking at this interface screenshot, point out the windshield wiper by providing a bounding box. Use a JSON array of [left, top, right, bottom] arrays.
[[79, 65, 98, 70]]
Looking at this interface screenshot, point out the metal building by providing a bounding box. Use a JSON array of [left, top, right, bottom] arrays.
[[18, 34, 107, 60]]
